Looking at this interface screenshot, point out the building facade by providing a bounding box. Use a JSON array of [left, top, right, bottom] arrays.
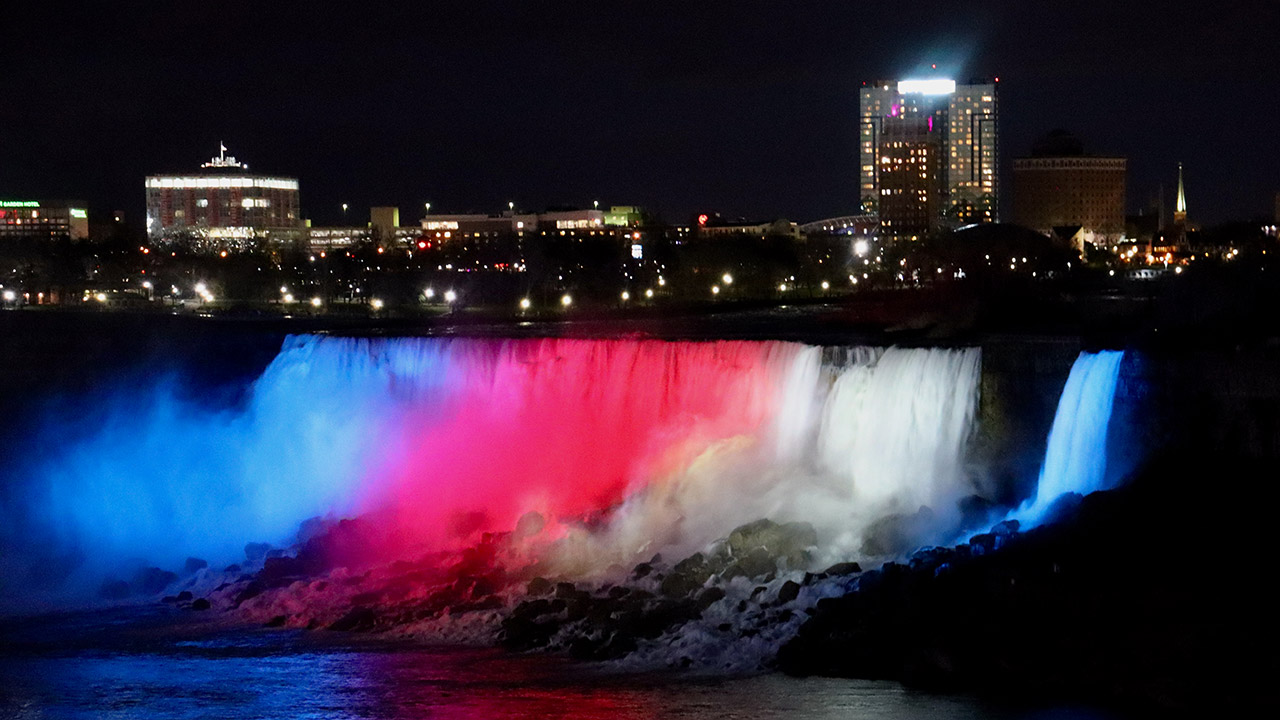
[[420, 209, 605, 237], [859, 78, 999, 235], [695, 218, 801, 240], [877, 116, 943, 238], [1012, 149, 1127, 250], [0, 200, 89, 240], [145, 147, 302, 250]]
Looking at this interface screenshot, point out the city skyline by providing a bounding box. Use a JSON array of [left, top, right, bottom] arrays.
[[2, 2, 1277, 226]]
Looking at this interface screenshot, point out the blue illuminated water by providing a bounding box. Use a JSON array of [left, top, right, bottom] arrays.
[[0, 607, 1116, 720], [1015, 350, 1126, 526]]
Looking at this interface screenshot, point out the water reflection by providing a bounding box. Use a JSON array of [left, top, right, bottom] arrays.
[[0, 608, 1114, 719]]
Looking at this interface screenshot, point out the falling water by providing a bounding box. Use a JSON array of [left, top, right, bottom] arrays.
[[7, 336, 985, 597], [1014, 350, 1126, 527]]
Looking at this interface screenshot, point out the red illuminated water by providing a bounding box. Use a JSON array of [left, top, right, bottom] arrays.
[[371, 339, 799, 557]]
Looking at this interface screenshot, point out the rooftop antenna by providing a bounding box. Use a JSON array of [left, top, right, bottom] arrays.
[[202, 143, 247, 169]]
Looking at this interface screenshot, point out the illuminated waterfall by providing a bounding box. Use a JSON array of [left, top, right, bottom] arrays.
[[1014, 350, 1125, 527], [14, 336, 985, 588]]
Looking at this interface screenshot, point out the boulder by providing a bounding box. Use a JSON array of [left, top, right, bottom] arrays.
[[244, 542, 271, 564], [992, 519, 1020, 536], [777, 580, 802, 604], [696, 586, 726, 610], [296, 516, 329, 544], [527, 577, 553, 596], [514, 511, 546, 539], [133, 567, 179, 595], [726, 519, 817, 569], [660, 554, 714, 598], [469, 576, 497, 599], [329, 607, 378, 632], [862, 506, 937, 557], [500, 613, 562, 650], [823, 561, 863, 576], [724, 546, 777, 580]]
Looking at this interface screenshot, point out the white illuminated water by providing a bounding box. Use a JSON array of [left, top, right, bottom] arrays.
[[570, 345, 983, 569]]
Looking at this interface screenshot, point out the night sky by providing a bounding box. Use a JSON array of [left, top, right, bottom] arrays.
[[3, 1, 1277, 227]]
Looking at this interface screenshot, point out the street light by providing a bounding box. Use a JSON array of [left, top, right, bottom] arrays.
[[621, 291, 630, 301], [371, 298, 384, 310], [645, 288, 654, 298], [711, 285, 720, 295], [520, 297, 531, 310], [561, 294, 572, 307], [311, 297, 322, 307], [425, 287, 435, 299], [779, 283, 788, 292], [444, 289, 457, 303], [425, 202, 431, 214], [722, 273, 733, 285]]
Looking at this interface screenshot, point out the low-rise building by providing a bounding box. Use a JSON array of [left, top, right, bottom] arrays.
[[0, 199, 89, 240], [696, 216, 802, 240], [420, 209, 605, 237]]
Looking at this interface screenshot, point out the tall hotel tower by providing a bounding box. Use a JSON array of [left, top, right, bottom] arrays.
[[859, 78, 999, 238]]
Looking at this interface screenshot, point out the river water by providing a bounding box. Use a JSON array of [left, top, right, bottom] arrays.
[[0, 607, 1118, 720]]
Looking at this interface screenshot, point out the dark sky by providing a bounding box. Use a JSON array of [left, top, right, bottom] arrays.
[[3, 1, 1278, 227]]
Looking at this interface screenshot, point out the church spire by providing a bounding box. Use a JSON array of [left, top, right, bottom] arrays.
[[1174, 162, 1187, 223]]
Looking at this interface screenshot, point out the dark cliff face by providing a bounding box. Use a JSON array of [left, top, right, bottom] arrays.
[[777, 453, 1280, 714]]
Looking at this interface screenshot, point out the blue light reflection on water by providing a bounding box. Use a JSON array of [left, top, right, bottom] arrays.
[[0, 608, 1122, 720]]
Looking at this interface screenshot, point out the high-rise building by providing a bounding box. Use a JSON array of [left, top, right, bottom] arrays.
[[859, 77, 999, 237], [145, 145, 302, 251], [878, 117, 943, 238], [1012, 130, 1126, 250]]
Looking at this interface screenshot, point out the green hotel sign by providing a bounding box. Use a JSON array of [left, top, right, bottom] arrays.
[[70, 208, 87, 218], [0, 200, 40, 208]]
